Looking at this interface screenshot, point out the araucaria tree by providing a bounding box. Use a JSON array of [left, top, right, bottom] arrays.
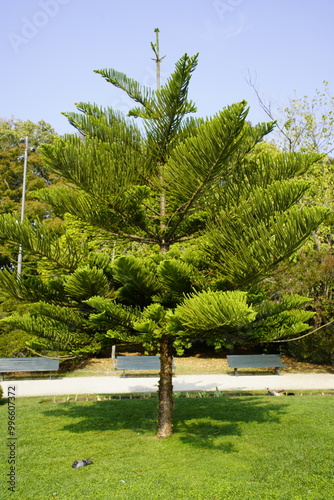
[[0, 32, 327, 437]]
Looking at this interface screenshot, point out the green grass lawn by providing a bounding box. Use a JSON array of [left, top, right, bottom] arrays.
[[1, 394, 333, 500]]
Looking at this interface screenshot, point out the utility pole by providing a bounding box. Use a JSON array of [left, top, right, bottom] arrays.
[[151, 28, 164, 91], [17, 136, 29, 277]]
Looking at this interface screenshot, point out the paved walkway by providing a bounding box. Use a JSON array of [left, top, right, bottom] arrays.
[[1, 373, 334, 397]]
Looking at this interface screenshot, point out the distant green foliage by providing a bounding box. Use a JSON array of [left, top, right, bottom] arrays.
[[0, 328, 33, 357], [284, 326, 334, 364], [0, 118, 61, 270], [0, 117, 56, 149], [260, 248, 334, 363]]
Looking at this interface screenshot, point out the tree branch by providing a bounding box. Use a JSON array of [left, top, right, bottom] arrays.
[[246, 73, 295, 151], [268, 320, 334, 343], [25, 345, 77, 359]]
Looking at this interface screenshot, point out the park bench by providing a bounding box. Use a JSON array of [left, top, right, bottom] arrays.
[[0, 357, 60, 380], [116, 355, 175, 377], [226, 354, 285, 376]]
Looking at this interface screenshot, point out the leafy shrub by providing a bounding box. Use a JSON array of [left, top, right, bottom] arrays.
[[0, 329, 34, 357], [0, 384, 3, 400], [283, 325, 334, 364]]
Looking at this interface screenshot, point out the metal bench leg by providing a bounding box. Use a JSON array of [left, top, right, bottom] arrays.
[[234, 368, 238, 376]]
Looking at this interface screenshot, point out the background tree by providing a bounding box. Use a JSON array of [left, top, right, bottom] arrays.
[[0, 33, 327, 437], [0, 118, 62, 355], [247, 80, 334, 154], [0, 118, 61, 269], [248, 80, 334, 362], [0, 118, 56, 149]]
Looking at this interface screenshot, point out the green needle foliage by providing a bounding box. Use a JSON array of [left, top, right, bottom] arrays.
[[0, 31, 327, 437]]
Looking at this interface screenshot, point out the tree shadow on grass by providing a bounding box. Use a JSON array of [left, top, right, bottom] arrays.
[[173, 396, 286, 450], [41, 395, 287, 451]]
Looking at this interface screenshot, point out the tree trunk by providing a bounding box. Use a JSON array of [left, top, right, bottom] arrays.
[[157, 335, 174, 438]]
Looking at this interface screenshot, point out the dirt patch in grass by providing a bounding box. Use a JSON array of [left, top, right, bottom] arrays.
[[5, 354, 332, 379], [279, 355, 333, 373], [65, 354, 334, 376]]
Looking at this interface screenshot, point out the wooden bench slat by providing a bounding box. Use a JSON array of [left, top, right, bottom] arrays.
[[116, 356, 175, 374], [117, 362, 160, 369]]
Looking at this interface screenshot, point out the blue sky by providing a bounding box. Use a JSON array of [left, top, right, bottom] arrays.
[[1, 0, 334, 136]]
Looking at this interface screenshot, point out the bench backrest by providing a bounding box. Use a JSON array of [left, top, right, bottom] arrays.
[[0, 357, 60, 372], [117, 356, 161, 370], [226, 354, 285, 368], [117, 355, 176, 370]]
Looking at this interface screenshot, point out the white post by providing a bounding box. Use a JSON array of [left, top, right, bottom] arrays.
[[111, 345, 116, 368]]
